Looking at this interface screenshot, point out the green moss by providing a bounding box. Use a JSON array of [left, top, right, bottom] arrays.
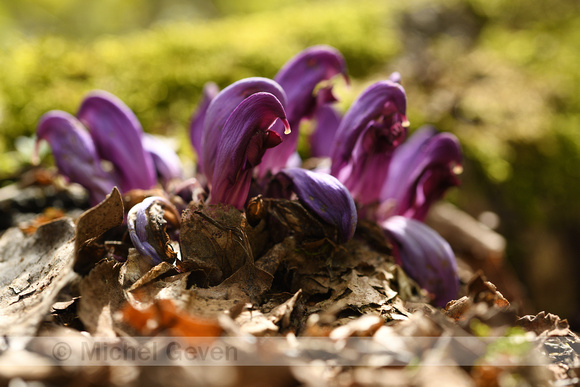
[[0, 0, 399, 177]]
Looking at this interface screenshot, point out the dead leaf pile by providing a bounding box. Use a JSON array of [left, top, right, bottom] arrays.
[[0, 187, 578, 386]]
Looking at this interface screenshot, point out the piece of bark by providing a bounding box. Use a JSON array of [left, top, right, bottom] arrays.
[[0, 218, 76, 337]]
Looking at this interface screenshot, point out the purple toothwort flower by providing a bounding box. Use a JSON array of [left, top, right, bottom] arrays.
[[382, 215, 459, 307], [379, 126, 462, 222], [329, 80, 409, 205], [201, 77, 287, 185], [309, 103, 342, 158], [273, 167, 357, 243], [190, 82, 219, 174], [258, 45, 348, 175], [142, 133, 183, 188], [77, 90, 157, 193], [208, 92, 290, 209], [37, 90, 184, 204], [35, 111, 116, 205], [127, 196, 180, 266]]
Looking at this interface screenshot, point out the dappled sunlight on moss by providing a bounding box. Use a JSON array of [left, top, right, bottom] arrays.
[[0, 1, 399, 176]]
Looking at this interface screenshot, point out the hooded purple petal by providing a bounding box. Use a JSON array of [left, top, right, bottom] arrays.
[[274, 167, 357, 243], [190, 82, 219, 174], [379, 126, 462, 222], [276, 45, 348, 125], [201, 77, 287, 185], [36, 110, 116, 205], [329, 81, 408, 204], [258, 45, 349, 175], [381, 216, 459, 307], [310, 104, 342, 158], [209, 92, 290, 209], [142, 133, 183, 188], [127, 196, 180, 266], [77, 90, 156, 192]]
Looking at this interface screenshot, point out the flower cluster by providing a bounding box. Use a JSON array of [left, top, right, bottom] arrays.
[[36, 45, 462, 307], [36, 90, 182, 205]]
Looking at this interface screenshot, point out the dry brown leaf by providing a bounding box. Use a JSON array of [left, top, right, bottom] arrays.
[[445, 271, 510, 323], [74, 187, 124, 275], [78, 260, 125, 337], [394, 311, 444, 338], [195, 262, 274, 302], [18, 207, 65, 235], [254, 237, 292, 277], [179, 203, 252, 286], [185, 296, 239, 321], [234, 289, 304, 336], [329, 314, 384, 340], [121, 299, 222, 340], [235, 305, 280, 336], [327, 270, 389, 311], [126, 272, 190, 310], [467, 272, 510, 308], [516, 311, 572, 337], [266, 289, 302, 330], [126, 261, 176, 293], [119, 249, 163, 288], [247, 196, 338, 243]]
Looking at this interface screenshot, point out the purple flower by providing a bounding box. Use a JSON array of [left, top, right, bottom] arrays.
[[35, 111, 116, 205], [77, 90, 157, 193], [309, 103, 342, 158], [329, 80, 409, 205], [208, 92, 290, 209], [142, 133, 183, 188], [381, 215, 459, 307], [127, 196, 180, 266], [37, 90, 183, 205], [272, 167, 357, 243], [258, 45, 348, 175], [201, 77, 287, 185], [189, 82, 219, 174], [379, 126, 462, 222]]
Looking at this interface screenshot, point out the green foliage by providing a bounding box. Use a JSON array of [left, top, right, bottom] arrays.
[[392, 0, 580, 230], [0, 0, 399, 177]]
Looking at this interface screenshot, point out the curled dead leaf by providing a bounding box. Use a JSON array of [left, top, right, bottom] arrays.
[[179, 203, 252, 286], [247, 196, 338, 246], [516, 311, 574, 337], [74, 187, 124, 275]]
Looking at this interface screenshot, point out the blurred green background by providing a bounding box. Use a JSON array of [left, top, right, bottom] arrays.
[[1, 0, 579, 326]]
